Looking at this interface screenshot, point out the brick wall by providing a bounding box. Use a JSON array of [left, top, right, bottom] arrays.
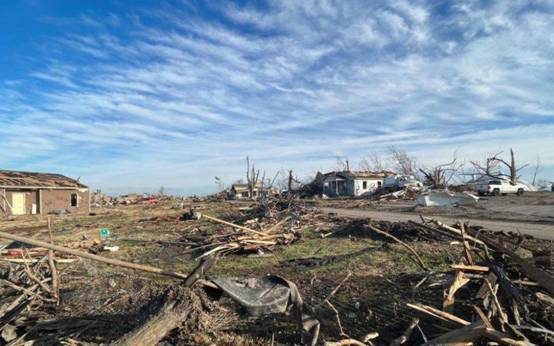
[[41, 189, 90, 215]]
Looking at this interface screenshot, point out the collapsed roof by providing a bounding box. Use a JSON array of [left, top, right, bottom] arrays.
[[0, 170, 87, 189]]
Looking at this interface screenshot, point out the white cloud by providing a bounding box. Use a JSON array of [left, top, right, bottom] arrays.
[[1, 0, 553, 194]]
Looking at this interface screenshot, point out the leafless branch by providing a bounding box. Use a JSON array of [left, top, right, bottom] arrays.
[[336, 157, 350, 171], [388, 146, 417, 175], [360, 152, 385, 172], [487, 149, 528, 184], [419, 152, 463, 188], [532, 156, 541, 186]]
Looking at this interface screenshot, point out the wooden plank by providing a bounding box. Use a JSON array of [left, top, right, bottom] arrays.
[[444, 271, 470, 313], [451, 264, 489, 272], [0, 230, 189, 280], [407, 303, 470, 326], [423, 321, 485, 345]]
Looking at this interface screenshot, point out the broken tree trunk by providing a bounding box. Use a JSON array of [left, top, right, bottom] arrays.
[[111, 256, 217, 346], [111, 291, 194, 346]]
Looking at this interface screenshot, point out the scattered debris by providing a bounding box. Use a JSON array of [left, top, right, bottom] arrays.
[[211, 275, 320, 345], [417, 190, 479, 207], [0, 195, 551, 345]]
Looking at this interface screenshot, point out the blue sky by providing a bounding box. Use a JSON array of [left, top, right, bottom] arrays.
[[1, 0, 554, 195]]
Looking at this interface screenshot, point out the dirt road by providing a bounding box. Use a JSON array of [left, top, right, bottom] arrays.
[[319, 207, 554, 240]]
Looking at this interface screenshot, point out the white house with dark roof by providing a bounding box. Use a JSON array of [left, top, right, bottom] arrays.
[[322, 171, 392, 197]]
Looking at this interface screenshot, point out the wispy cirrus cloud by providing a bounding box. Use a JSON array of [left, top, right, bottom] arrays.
[[1, 0, 554, 194]]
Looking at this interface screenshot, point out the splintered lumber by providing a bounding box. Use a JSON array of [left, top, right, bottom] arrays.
[[474, 306, 535, 346], [0, 230, 189, 280], [443, 271, 470, 313], [504, 250, 554, 295], [182, 255, 217, 287], [421, 217, 485, 246], [473, 306, 494, 329], [367, 224, 428, 271], [484, 329, 536, 346], [192, 212, 267, 236], [407, 303, 470, 326], [485, 279, 510, 324], [450, 264, 489, 272], [482, 236, 554, 295], [47, 217, 59, 303], [0, 258, 76, 264], [476, 273, 497, 299], [324, 339, 366, 346], [266, 216, 291, 234], [535, 292, 554, 306], [423, 321, 486, 345], [390, 318, 419, 346], [512, 280, 539, 287], [459, 223, 474, 265]]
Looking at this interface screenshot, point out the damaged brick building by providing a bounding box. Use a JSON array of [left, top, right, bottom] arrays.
[[0, 170, 90, 217]]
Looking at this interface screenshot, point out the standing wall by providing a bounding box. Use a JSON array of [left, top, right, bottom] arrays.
[[40, 189, 90, 215]]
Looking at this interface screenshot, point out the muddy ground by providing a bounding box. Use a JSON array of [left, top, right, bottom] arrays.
[[0, 198, 552, 345]]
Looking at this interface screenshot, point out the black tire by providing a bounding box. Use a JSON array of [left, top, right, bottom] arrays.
[[492, 188, 500, 196], [517, 188, 524, 196], [478, 192, 484, 196]]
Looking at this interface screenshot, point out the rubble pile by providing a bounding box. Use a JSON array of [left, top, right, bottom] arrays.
[[177, 202, 303, 258]]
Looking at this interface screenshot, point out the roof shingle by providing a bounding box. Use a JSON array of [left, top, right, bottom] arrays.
[[0, 170, 87, 188]]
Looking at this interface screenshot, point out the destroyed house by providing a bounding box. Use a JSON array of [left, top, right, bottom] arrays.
[[228, 183, 277, 200], [0, 170, 90, 217], [323, 171, 389, 197]]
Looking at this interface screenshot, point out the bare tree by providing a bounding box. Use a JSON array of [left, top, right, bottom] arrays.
[[259, 170, 266, 191], [288, 169, 294, 192], [488, 149, 528, 184], [359, 152, 385, 172], [470, 151, 502, 179], [419, 153, 463, 188], [286, 169, 303, 192], [245, 156, 260, 200], [267, 171, 280, 190], [388, 146, 417, 175], [532, 156, 541, 186], [336, 157, 350, 171]]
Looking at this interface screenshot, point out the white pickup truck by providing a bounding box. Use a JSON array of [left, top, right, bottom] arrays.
[[475, 179, 528, 196]]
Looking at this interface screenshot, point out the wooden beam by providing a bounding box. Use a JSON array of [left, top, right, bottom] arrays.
[[407, 303, 470, 326], [450, 264, 489, 272], [423, 321, 486, 345], [0, 230, 189, 280]]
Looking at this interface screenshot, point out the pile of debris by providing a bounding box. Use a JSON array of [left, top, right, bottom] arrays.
[[375, 186, 422, 201], [178, 208, 301, 258], [416, 190, 479, 207], [0, 197, 551, 345], [394, 217, 553, 345]]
